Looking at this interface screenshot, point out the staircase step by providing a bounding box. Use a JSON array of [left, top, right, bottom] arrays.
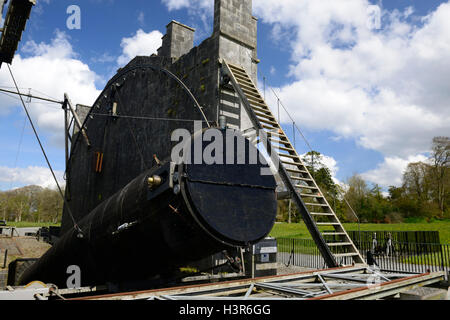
[[249, 100, 269, 108], [264, 130, 286, 138], [246, 95, 266, 104], [273, 145, 296, 153], [322, 232, 346, 236], [262, 124, 279, 131], [254, 111, 276, 120], [286, 168, 309, 174], [234, 74, 253, 85], [283, 162, 309, 174], [277, 153, 300, 160], [306, 203, 328, 207], [310, 212, 335, 216], [316, 222, 341, 226], [295, 184, 319, 190], [251, 105, 271, 114], [327, 242, 353, 247], [290, 176, 313, 182], [269, 137, 290, 145], [238, 81, 259, 93], [334, 253, 360, 258], [242, 87, 262, 99], [229, 66, 248, 77], [259, 118, 280, 126], [299, 193, 323, 198], [228, 63, 246, 72]]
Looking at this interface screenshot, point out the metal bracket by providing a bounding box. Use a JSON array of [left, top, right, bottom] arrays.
[[169, 162, 176, 189], [64, 93, 91, 148]]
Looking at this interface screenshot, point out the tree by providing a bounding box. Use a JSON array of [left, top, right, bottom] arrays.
[[402, 162, 431, 203], [430, 136, 449, 217], [41, 188, 63, 223], [0, 193, 8, 221], [302, 151, 345, 216], [9, 192, 30, 222]]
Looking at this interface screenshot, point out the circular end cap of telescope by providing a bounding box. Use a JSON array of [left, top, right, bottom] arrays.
[[181, 128, 278, 247]]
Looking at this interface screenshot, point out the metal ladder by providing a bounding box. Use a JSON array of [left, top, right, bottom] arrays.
[[221, 59, 365, 267]]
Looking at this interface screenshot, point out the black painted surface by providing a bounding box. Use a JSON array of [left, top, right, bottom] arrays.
[[20, 130, 277, 288], [61, 50, 220, 234]]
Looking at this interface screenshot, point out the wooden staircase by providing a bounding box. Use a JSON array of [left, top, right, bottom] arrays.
[[221, 59, 365, 267]]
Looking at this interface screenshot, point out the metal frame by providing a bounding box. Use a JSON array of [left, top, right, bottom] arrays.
[[52, 266, 444, 301], [1, 266, 444, 300]]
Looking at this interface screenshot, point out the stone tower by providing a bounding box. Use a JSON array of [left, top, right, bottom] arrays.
[[213, 0, 259, 83]]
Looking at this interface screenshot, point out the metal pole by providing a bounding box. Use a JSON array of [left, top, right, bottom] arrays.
[[0, 87, 63, 104], [251, 251, 255, 279], [293, 121, 296, 150], [240, 248, 246, 276], [277, 98, 280, 123], [2, 249, 7, 269], [288, 199, 292, 224], [343, 196, 361, 250], [263, 76, 266, 100], [64, 93, 91, 148], [63, 101, 69, 173]]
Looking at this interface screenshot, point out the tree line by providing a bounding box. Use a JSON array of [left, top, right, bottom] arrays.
[[278, 136, 450, 223], [0, 185, 63, 224], [0, 137, 448, 225]]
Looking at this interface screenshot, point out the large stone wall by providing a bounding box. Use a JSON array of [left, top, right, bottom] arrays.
[[62, 0, 261, 233]]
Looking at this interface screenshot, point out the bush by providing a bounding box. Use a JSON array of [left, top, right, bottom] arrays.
[[384, 212, 404, 224]]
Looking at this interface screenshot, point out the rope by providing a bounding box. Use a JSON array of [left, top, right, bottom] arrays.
[[6, 64, 84, 237], [8, 111, 27, 191], [258, 69, 314, 153], [89, 112, 214, 123], [244, 51, 314, 153]]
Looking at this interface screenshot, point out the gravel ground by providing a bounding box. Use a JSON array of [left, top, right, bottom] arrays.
[[276, 263, 316, 275], [0, 236, 51, 288]]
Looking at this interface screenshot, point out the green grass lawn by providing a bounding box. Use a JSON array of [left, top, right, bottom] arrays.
[[270, 220, 450, 244], [4, 221, 60, 228], [401, 253, 450, 267]]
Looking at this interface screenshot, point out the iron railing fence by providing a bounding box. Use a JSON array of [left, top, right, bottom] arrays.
[[277, 238, 450, 276], [345, 231, 440, 247]]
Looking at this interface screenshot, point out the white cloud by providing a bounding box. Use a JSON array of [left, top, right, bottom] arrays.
[[0, 28, 164, 147], [270, 66, 276, 75], [361, 154, 428, 187], [0, 166, 64, 189], [254, 1, 450, 157], [161, 0, 214, 40], [137, 11, 145, 26], [0, 30, 101, 146], [248, 1, 450, 187], [301, 152, 341, 184], [90, 52, 116, 64], [162, 0, 212, 12], [117, 29, 163, 66]]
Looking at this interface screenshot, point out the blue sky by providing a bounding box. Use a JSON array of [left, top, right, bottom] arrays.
[[0, 0, 449, 191]]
